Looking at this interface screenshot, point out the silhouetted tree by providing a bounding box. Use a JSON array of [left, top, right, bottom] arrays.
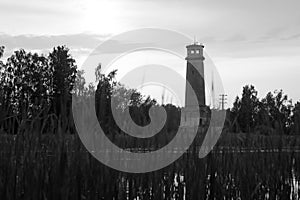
[[259, 90, 292, 134], [291, 102, 300, 135], [74, 69, 86, 96], [48, 46, 77, 131], [4, 49, 51, 116], [95, 67, 118, 132], [232, 85, 259, 133], [230, 97, 242, 132]]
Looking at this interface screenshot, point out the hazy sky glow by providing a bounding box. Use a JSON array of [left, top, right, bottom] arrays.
[[1, 0, 300, 107]]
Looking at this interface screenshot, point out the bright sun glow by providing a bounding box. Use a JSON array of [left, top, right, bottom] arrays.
[[81, 0, 126, 34]]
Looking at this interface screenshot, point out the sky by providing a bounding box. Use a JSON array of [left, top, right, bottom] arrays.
[[1, 0, 300, 107]]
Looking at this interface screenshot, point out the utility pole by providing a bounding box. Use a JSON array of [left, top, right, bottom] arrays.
[[219, 94, 228, 110]]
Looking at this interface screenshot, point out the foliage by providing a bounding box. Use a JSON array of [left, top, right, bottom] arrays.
[[229, 85, 296, 135], [292, 102, 300, 134], [0, 45, 299, 138], [231, 85, 259, 133]]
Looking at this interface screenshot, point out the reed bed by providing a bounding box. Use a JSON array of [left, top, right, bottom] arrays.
[[0, 126, 299, 200]]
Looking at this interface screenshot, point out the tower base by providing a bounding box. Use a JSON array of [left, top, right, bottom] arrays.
[[180, 106, 209, 128]]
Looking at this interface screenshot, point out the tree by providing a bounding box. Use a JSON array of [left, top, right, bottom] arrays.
[[292, 102, 300, 135], [49, 46, 77, 97], [0, 48, 52, 134], [4, 49, 51, 117], [74, 69, 86, 96], [228, 97, 242, 133], [48, 46, 77, 132], [94, 68, 159, 136], [95, 68, 118, 132], [260, 90, 293, 134], [48, 46, 77, 117], [232, 85, 259, 133]]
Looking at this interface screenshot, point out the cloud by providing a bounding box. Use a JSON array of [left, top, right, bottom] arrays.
[[90, 40, 155, 55], [224, 34, 247, 42], [281, 33, 300, 41], [0, 2, 62, 16], [0, 33, 110, 53]]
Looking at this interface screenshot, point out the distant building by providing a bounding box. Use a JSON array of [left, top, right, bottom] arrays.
[[181, 42, 209, 127]]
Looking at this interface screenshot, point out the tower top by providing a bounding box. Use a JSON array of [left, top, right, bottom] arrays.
[[186, 42, 204, 48], [186, 42, 205, 60]]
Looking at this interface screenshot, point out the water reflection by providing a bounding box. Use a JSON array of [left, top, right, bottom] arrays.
[[116, 152, 300, 200]]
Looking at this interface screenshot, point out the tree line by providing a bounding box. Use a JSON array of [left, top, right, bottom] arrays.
[[0, 46, 180, 138], [0, 46, 299, 136], [227, 85, 300, 135], [0, 46, 77, 135]]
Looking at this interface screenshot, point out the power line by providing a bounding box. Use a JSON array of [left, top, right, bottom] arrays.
[[219, 94, 228, 110]]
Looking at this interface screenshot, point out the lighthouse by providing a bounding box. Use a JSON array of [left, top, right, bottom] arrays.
[[185, 42, 205, 107], [181, 42, 207, 127]]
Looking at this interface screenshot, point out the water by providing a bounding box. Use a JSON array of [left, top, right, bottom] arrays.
[[1, 134, 299, 199], [113, 151, 300, 200]]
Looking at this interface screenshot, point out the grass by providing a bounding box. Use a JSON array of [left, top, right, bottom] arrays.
[[0, 94, 299, 199], [0, 125, 299, 199]]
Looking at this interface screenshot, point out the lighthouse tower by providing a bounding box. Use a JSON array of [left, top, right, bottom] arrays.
[[181, 42, 207, 127], [185, 42, 205, 107]]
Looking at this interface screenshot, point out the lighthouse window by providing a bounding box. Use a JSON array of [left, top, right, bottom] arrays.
[[191, 50, 195, 54], [196, 50, 200, 54]]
